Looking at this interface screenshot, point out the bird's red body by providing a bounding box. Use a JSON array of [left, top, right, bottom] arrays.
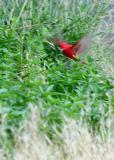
[[59, 41, 77, 59], [55, 36, 91, 60]]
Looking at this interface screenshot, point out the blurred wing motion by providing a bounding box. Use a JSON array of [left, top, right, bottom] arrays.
[[72, 35, 91, 54], [55, 35, 91, 60]]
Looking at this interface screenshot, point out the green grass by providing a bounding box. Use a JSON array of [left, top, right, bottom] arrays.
[[0, 0, 113, 138]]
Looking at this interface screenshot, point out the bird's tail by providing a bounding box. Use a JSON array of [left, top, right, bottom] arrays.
[[54, 38, 64, 45]]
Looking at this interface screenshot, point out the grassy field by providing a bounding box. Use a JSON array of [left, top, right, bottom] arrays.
[[1, 107, 114, 160], [0, 0, 114, 159]]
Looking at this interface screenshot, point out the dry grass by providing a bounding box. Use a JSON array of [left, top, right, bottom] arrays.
[[0, 1, 114, 160], [0, 107, 114, 160]]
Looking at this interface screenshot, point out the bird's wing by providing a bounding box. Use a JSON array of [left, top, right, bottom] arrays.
[[72, 35, 91, 54]]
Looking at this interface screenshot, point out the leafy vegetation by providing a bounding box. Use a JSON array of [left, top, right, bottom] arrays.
[[0, 0, 113, 139]]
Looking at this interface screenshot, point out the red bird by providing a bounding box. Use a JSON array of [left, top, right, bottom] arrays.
[[55, 36, 91, 60]]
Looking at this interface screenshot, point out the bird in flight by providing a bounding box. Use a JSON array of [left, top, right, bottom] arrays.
[[55, 35, 91, 60]]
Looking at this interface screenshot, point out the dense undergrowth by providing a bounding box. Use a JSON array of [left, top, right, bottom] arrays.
[[0, 0, 114, 140]]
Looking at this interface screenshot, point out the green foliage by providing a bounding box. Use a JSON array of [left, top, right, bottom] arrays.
[[0, 0, 113, 137], [0, 0, 109, 40], [40, 57, 114, 134], [0, 26, 45, 126]]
